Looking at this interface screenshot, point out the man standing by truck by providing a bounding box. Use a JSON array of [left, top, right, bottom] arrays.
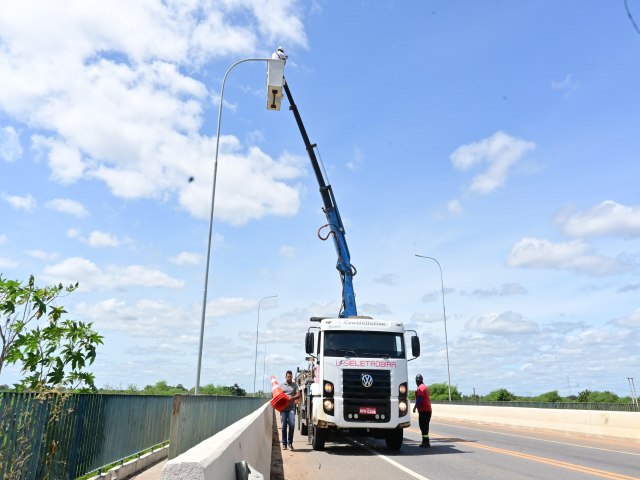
[[281, 370, 301, 450], [413, 374, 432, 448]]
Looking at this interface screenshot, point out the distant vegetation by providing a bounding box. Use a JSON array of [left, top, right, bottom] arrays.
[[405, 384, 634, 404], [98, 380, 248, 396], [0, 381, 634, 403]]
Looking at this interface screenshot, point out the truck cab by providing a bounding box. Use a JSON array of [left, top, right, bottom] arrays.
[[298, 316, 420, 450]]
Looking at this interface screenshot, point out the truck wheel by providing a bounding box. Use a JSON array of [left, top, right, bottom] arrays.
[[310, 424, 325, 450], [385, 428, 403, 450]]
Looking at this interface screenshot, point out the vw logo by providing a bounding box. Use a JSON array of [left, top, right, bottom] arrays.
[[361, 373, 374, 388]]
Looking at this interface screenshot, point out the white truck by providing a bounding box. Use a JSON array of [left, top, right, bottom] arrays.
[[296, 317, 420, 450], [282, 79, 420, 450]]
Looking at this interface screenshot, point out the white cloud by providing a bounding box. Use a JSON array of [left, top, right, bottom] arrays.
[[0, 234, 7, 245], [76, 298, 192, 336], [0, 1, 308, 225], [466, 311, 539, 335], [45, 198, 89, 218], [506, 237, 632, 276], [374, 273, 398, 286], [447, 199, 463, 215], [3, 193, 36, 211], [0, 126, 22, 162], [551, 74, 578, 96], [179, 147, 305, 225], [67, 228, 81, 239], [555, 201, 640, 238], [411, 312, 444, 324], [32, 136, 85, 184], [611, 309, 640, 328], [0, 257, 18, 268], [42, 257, 185, 290], [88, 230, 120, 248], [464, 282, 528, 297], [346, 145, 364, 171], [25, 250, 59, 261], [169, 251, 202, 266], [450, 131, 535, 195], [206, 297, 260, 318], [279, 245, 296, 258]]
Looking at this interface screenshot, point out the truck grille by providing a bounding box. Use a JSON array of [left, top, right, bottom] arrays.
[[342, 369, 391, 423]]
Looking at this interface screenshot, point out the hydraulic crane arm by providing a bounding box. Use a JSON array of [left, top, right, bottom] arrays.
[[282, 80, 357, 318]]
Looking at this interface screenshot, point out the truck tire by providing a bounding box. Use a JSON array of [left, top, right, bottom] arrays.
[[385, 428, 403, 450], [309, 423, 325, 450]]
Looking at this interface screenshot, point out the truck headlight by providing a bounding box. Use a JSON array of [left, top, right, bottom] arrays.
[[399, 399, 408, 415], [323, 381, 334, 396], [323, 399, 334, 413], [399, 383, 407, 396]]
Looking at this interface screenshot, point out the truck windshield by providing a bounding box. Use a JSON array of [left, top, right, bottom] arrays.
[[323, 332, 405, 359]]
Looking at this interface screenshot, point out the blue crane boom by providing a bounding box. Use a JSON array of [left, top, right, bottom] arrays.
[[282, 80, 357, 318]]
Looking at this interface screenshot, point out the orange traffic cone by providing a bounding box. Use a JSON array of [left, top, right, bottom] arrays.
[[270, 375, 289, 412]]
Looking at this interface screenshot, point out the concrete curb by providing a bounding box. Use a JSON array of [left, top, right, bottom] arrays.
[[88, 445, 169, 480], [432, 404, 640, 442], [160, 402, 273, 480]]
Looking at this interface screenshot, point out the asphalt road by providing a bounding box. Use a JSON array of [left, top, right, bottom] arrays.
[[280, 416, 640, 480]]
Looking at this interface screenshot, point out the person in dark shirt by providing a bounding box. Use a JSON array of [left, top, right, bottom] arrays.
[[413, 373, 432, 448]]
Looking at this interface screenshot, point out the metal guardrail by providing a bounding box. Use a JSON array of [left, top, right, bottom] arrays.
[[0, 392, 173, 479], [432, 400, 640, 412], [1, 392, 269, 479]]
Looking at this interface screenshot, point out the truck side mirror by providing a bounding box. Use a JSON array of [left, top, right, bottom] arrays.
[[411, 336, 420, 358], [305, 332, 315, 355]]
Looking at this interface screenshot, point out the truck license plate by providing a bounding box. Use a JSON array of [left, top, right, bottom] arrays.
[[359, 407, 376, 415]]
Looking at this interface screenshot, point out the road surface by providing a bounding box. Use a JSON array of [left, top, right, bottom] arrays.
[[280, 416, 640, 480]]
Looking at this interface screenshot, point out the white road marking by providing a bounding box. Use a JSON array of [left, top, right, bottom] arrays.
[[349, 438, 432, 480]]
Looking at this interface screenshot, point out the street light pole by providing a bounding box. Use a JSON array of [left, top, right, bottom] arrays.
[[262, 343, 268, 395], [195, 57, 282, 395], [415, 254, 452, 402], [254, 295, 278, 395]]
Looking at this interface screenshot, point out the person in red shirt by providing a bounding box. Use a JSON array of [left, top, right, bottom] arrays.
[[413, 374, 432, 448]]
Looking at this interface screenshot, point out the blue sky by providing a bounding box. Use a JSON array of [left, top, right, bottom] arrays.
[[1, 1, 639, 397]]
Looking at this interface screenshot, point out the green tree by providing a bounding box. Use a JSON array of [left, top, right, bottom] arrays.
[[485, 388, 516, 401], [577, 389, 591, 402], [587, 390, 620, 403], [428, 382, 462, 401], [0, 275, 103, 391], [535, 390, 563, 403]]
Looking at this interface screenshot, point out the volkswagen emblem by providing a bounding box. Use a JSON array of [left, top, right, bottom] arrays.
[[361, 373, 374, 388]]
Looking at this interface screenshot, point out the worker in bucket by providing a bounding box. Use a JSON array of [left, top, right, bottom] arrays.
[[272, 46, 288, 62], [413, 374, 432, 448], [281, 370, 300, 450]]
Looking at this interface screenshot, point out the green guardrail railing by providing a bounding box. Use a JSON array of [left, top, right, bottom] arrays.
[[0, 392, 173, 479], [0, 392, 268, 479]]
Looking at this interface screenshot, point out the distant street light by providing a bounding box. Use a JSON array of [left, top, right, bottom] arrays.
[[415, 254, 452, 402], [195, 56, 285, 395], [254, 295, 278, 395]]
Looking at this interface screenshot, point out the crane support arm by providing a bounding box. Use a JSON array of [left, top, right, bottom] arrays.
[[282, 80, 357, 317]]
